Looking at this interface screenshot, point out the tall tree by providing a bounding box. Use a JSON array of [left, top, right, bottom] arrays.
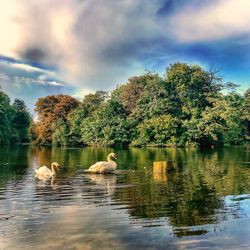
[[0, 91, 31, 144], [241, 88, 250, 136], [0, 90, 13, 144], [81, 99, 132, 146], [67, 91, 108, 145], [112, 73, 157, 114], [165, 63, 224, 118], [12, 98, 31, 143]]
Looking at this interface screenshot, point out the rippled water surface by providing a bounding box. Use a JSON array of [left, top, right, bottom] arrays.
[[0, 146, 250, 249]]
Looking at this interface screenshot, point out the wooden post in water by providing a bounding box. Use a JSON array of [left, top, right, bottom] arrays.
[[153, 161, 168, 172], [153, 160, 178, 183], [153, 161, 168, 183]]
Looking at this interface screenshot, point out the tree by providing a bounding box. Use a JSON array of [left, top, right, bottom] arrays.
[[52, 119, 71, 146], [135, 115, 179, 146], [29, 121, 38, 142], [0, 90, 13, 144], [35, 95, 79, 144], [0, 91, 31, 144], [222, 93, 245, 144], [12, 98, 31, 143], [67, 91, 108, 145], [29, 62, 248, 147], [241, 88, 250, 137], [178, 93, 246, 146], [165, 63, 224, 119], [112, 73, 157, 115], [134, 75, 179, 120], [81, 100, 132, 146]]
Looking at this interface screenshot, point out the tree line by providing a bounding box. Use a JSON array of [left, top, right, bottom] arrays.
[[1, 62, 249, 146], [0, 89, 31, 144]]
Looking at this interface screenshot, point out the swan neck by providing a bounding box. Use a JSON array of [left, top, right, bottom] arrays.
[[107, 156, 115, 162], [51, 165, 56, 174], [51, 163, 57, 174]]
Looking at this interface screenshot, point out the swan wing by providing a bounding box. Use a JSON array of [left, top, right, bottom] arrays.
[[88, 161, 107, 171], [35, 166, 53, 178], [88, 161, 116, 173]]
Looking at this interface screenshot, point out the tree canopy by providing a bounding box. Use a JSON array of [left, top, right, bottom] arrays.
[[35, 95, 79, 144], [0, 90, 31, 144], [33, 62, 249, 147], [1, 62, 249, 147]]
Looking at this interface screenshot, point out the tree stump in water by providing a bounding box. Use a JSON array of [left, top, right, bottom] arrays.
[[153, 161, 177, 172], [153, 161, 177, 183], [153, 161, 167, 172]]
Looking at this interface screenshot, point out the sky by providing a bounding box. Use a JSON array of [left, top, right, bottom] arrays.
[[0, 0, 250, 114]]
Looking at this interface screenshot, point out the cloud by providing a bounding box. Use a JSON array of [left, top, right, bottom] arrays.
[[8, 62, 53, 75], [0, 0, 250, 100], [0, 0, 170, 91], [169, 0, 250, 43], [0, 59, 61, 85], [0, 58, 72, 113]]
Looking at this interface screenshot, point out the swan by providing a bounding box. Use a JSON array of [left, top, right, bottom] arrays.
[[35, 162, 60, 180], [87, 153, 117, 174]]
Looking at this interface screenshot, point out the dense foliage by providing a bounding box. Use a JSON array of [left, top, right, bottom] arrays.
[[27, 62, 250, 146], [34, 95, 79, 144], [0, 89, 31, 144]]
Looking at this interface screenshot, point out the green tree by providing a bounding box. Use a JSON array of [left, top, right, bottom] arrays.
[[52, 119, 71, 146], [81, 100, 132, 146], [241, 88, 250, 137], [30, 62, 248, 147], [67, 91, 108, 145], [0, 90, 13, 144], [165, 63, 224, 113], [135, 115, 179, 146], [12, 98, 31, 143], [134, 75, 179, 120], [112, 73, 157, 115], [0, 91, 31, 144]]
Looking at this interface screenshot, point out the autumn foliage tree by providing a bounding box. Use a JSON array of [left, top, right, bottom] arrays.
[[35, 95, 79, 144]]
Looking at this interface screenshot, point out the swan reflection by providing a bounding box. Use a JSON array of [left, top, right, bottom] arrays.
[[35, 174, 56, 187], [83, 173, 117, 197]]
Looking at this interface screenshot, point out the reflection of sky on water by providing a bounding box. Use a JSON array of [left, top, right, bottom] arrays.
[[0, 146, 250, 249], [1, 177, 250, 249], [224, 194, 250, 219]]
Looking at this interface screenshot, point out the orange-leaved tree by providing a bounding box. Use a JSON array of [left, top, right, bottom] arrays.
[[35, 95, 79, 144]]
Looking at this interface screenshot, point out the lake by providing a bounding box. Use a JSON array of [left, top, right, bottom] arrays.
[[0, 145, 249, 250]]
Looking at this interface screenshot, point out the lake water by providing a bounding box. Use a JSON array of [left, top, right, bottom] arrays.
[[0, 145, 249, 250]]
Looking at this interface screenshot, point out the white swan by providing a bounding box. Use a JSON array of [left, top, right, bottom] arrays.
[[35, 162, 60, 180], [87, 153, 117, 174]]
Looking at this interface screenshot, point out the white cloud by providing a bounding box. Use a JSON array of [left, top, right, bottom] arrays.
[[0, 0, 165, 91], [0, 60, 64, 88], [0, 0, 24, 58], [1, 0, 249, 94], [169, 0, 250, 43], [12, 63, 49, 73], [47, 81, 64, 86], [0, 72, 10, 81], [0, 66, 63, 88], [2, 60, 54, 75]]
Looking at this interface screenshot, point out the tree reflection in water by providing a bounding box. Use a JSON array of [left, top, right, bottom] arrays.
[[111, 147, 249, 237], [0, 145, 249, 239]]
